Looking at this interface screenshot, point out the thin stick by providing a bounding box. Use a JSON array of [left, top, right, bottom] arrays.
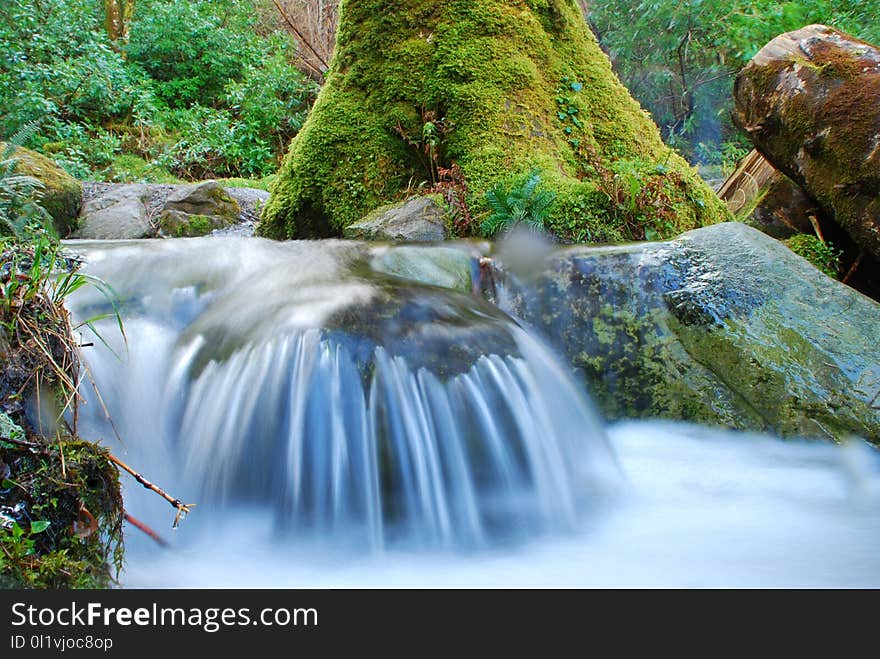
[[808, 213, 826, 244], [272, 0, 330, 72], [0, 435, 41, 449], [124, 512, 169, 548], [80, 359, 126, 450], [842, 251, 865, 285], [107, 454, 195, 528]]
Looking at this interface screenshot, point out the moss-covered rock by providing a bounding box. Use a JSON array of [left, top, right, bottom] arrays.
[[259, 0, 728, 241], [156, 181, 240, 238], [733, 25, 880, 261], [159, 210, 227, 238], [2, 143, 81, 236], [493, 222, 880, 442]]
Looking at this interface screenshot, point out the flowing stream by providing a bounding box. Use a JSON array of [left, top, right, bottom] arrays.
[[65, 237, 880, 587]]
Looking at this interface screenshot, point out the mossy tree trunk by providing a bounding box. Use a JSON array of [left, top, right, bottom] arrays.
[[259, 0, 727, 241], [733, 25, 880, 261]]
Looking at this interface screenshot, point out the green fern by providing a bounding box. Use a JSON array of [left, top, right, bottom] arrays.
[[481, 170, 556, 237]]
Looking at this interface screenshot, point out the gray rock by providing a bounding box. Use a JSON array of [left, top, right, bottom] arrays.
[[75, 184, 153, 239], [492, 222, 880, 443], [344, 196, 448, 242], [225, 187, 270, 224]]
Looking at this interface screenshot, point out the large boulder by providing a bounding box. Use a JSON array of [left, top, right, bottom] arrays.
[[344, 196, 449, 242], [2, 144, 81, 236], [75, 184, 152, 240], [733, 25, 880, 260], [491, 222, 880, 443]]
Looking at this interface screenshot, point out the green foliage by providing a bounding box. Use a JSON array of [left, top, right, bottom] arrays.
[[103, 154, 181, 184], [589, 0, 880, 164], [785, 234, 841, 278], [0, 0, 138, 135], [126, 0, 257, 109], [0, 0, 316, 182], [482, 171, 556, 237]]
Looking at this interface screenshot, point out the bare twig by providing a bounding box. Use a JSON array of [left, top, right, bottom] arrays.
[[808, 213, 826, 244], [0, 435, 41, 450], [124, 512, 169, 548], [842, 251, 865, 285], [106, 454, 195, 528], [272, 0, 330, 73]]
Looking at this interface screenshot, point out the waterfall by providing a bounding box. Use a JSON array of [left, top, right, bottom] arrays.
[[67, 237, 618, 550]]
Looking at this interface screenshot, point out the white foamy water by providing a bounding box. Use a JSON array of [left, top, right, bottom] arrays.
[[112, 421, 880, 588], [64, 238, 880, 588]]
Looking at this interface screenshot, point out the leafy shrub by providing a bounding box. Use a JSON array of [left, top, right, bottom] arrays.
[[482, 171, 556, 238], [785, 234, 841, 278], [223, 40, 318, 154], [0, 0, 141, 136], [36, 121, 122, 180], [155, 106, 271, 179], [126, 0, 259, 109]]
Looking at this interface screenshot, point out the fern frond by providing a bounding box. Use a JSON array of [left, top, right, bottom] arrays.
[[3, 119, 42, 154]]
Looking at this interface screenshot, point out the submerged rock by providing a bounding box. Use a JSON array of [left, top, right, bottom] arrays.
[[344, 196, 449, 242], [369, 244, 476, 292], [494, 222, 880, 443]]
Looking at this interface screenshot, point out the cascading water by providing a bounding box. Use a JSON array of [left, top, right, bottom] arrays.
[[68, 237, 617, 553], [65, 237, 880, 587]]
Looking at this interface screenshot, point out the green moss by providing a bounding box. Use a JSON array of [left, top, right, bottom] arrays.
[[0, 440, 124, 589], [672, 307, 880, 441], [2, 144, 82, 237], [160, 211, 219, 238], [215, 176, 275, 191], [259, 0, 728, 241]]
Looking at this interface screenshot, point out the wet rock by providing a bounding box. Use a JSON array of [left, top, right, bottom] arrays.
[[369, 245, 476, 292], [495, 222, 880, 443]]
